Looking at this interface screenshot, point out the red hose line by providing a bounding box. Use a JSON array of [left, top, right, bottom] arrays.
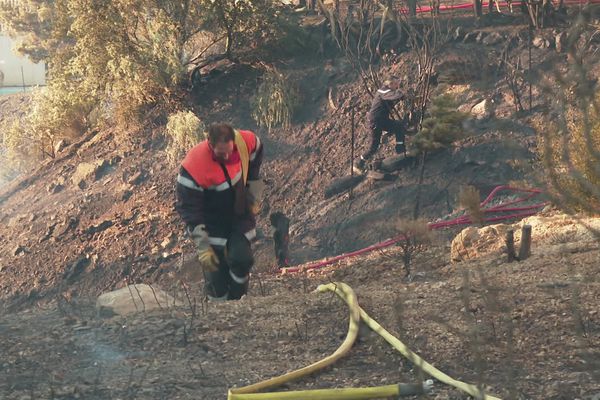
[[409, 0, 598, 14], [480, 185, 541, 208], [281, 186, 545, 274], [484, 203, 548, 213], [485, 197, 540, 211]]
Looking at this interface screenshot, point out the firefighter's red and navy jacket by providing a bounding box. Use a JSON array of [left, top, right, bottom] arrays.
[[175, 130, 263, 247]]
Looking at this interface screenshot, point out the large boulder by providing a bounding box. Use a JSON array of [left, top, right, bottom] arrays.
[[482, 32, 504, 46], [451, 224, 511, 262], [96, 284, 176, 317], [71, 159, 110, 189], [470, 99, 494, 120]]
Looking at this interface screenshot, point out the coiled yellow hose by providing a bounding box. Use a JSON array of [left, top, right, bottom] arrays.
[[227, 282, 501, 400]]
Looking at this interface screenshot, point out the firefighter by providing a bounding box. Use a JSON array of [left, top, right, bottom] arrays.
[[354, 78, 406, 174], [176, 123, 264, 300]]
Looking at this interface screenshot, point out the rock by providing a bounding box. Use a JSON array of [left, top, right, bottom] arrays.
[[160, 233, 176, 249], [366, 170, 386, 180], [39, 224, 56, 243], [84, 220, 114, 235], [532, 36, 550, 49], [555, 31, 567, 53], [13, 245, 27, 256], [458, 102, 472, 113], [127, 171, 145, 185], [96, 284, 176, 317], [46, 176, 66, 194], [54, 217, 79, 238], [482, 32, 504, 46], [470, 99, 493, 120], [71, 160, 110, 189], [54, 139, 70, 154], [110, 155, 122, 165], [121, 189, 133, 202], [475, 31, 488, 43], [47, 182, 64, 194], [520, 214, 600, 244], [451, 224, 512, 262], [463, 31, 478, 43], [63, 257, 91, 284]]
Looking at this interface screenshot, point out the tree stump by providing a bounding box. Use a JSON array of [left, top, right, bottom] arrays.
[[505, 229, 517, 262], [518, 224, 532, 260]]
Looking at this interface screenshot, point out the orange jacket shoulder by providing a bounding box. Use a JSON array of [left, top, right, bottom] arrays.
[[181, 141, 216, 189]]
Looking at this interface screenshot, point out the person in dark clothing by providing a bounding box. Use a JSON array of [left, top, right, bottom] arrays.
[[176, 123, 264, 300], [269, 212, 290, 268], [354, 79, 406, 174]]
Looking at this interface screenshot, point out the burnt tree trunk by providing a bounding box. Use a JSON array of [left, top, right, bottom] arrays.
[[473, 0, 483, 17], [506, 229, 517, 262], [408, 0, 417, 16], [518, 225, 532, 260]]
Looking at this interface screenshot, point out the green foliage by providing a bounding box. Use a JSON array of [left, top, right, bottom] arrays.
[[1, 119, 29, 181], [0, 83, 89, 180], [252, 69, 301, 131], [0, 0, 289, 179], [394, 218, 434, 278], [0, 0, 197, 129], [0, 0, 289, 129], [0, 0, 71, 63], [458, 185, 483, 225], [165, 111, 205, 165], [266, 15, 322, 58], [541, 101, 600, 214], [537, 12, 600, 215], [411, 94, 469, 152], [202, 0, 283, 56]]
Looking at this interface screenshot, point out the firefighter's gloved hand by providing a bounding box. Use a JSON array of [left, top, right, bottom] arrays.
[[191, 225, 219, 273], [247, 179, 265, 215]]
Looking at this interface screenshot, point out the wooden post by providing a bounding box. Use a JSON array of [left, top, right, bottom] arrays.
[[408, 0, 417, 16], [473, 0, 483, 17], [506, 229, 517, 262], [349, 105, 355, 199], [518, 225, 532, 260], [350, 106, 355, 177], [528, 28, 533, 110], [21, 66, 26, 93], [412, 151, 427, 220]]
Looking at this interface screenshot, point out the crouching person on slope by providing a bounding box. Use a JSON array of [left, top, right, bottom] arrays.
[[176, 123, 264, 300]]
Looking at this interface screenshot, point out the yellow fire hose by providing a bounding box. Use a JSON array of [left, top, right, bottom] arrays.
[[227, 282, 502, 400]]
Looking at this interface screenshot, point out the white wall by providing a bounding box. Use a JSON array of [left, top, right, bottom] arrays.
[[0, 34, 46, 87]]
